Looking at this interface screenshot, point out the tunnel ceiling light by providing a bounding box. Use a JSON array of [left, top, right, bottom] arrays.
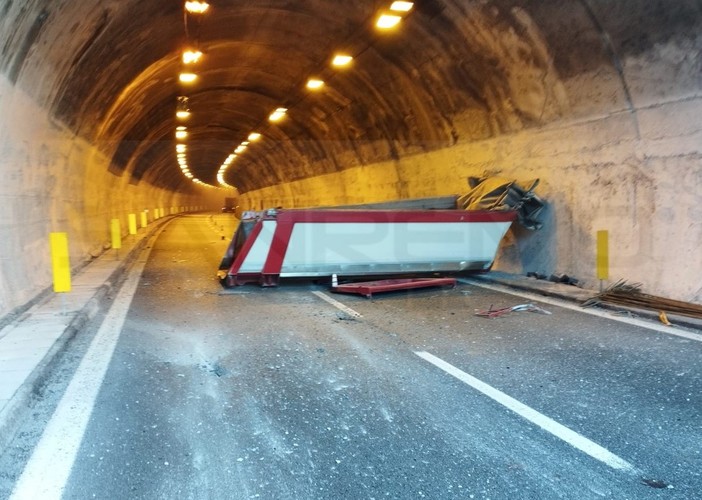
[[185, 1, 209, 14], [175, 130, 188, 139], [176, 144, 187, 152], [241, 141, 250, 146], [390, 1, 414, 12], [376, 13, 402, 29], [268, 107, 288, 122], [248, 132, 261, 141], [331, 54, 353, 67], [182, 50, 203, 64], [176, 126, 187, 131], [235, 145, 247, 154], [306, 78, 325, 90], [179, 72, 198, 83], [176, 96, 191, 119]]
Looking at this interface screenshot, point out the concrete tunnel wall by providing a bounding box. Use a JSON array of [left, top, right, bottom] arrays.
[[0, 79, 221, 320], [0, 1, 701, 322]]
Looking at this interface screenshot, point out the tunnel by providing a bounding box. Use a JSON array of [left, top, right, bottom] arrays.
[[0, 0, 700, 320]]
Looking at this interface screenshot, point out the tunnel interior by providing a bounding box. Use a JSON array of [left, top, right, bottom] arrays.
[[0, 0, 700, 317]]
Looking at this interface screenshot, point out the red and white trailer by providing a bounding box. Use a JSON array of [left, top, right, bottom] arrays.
[[218, 208, 516, 287]]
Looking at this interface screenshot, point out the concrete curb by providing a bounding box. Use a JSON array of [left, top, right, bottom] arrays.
[[0, 216, 173, 453]]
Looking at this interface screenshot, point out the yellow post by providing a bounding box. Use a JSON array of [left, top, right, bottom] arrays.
[[128, 213, 137, 235], [111, 219, 122, 249], [141, 211, 148, 228], [596, 230, 609, 280], [50, 232, 71, 293]]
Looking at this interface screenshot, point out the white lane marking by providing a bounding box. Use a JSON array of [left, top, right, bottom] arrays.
[[311, 291, 362, 318], [415, 351, 637, 473], [10, 247, 156, 500], [462, 279, 702, 343]]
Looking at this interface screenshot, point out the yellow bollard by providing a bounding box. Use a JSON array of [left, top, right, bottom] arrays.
[[128, 213, 137, 235], [111, 219, 122, 250], [141, 211, 148, 228], [50, 232, 71, 293], [596, 230, 609, 281]]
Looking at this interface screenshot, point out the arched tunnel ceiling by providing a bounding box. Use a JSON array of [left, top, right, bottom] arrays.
[[4, 0, 700, 193]]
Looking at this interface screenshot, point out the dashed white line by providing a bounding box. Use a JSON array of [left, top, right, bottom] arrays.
[[462, 278, 702, 344], [415, 351, 637, 473], [311, 291, 362, 318]]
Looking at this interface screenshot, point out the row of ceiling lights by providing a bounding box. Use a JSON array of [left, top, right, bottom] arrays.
[[172, 2, 209, 187], [173, 1, 414, 189]]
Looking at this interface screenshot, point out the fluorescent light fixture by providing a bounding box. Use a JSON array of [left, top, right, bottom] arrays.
[[175, 130, 188, 139], [306, 78, 325, 90], [248, 132, 261, 141], [332, 54, 353, 67], [390, 1, 414, 12], [176, 110, 191, 119], [241, 141, 250, 146], [179, 72, 198, 83], [235, 145, 247, 154], [182, 50, 203, 64], [268, 107, 287, 122], [185, 2, 209, 14], [176, 144, 187, 152], [376, 13, 402, 29], [176, 126, 187, 131]]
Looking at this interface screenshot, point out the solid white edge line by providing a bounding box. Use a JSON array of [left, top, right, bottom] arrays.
[[311, 291, 363, 318], [461, 278, 702, 343], [415, 351, 637, 473], [10, 239, 157, 500]]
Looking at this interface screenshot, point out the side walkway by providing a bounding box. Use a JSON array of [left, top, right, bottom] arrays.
[[0, 217, 171, 451]]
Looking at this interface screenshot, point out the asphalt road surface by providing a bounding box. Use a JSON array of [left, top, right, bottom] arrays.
[[2, 214, 701, 499]]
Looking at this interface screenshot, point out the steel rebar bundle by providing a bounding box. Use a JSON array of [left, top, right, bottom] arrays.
[[583, 280, 702, 320]]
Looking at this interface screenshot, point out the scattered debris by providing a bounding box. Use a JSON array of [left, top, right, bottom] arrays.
[[658, 311, 672, 326], [583, 280, 702, 320], [527, 272, 579, 286], [641, 478, 671, 489], [332, 278, 456, 298], [457, 175, 545, 230], [475, 303, 551, 318]]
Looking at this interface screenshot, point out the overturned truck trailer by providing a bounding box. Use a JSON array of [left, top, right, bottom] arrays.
[[218, 208, 516, 287]]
